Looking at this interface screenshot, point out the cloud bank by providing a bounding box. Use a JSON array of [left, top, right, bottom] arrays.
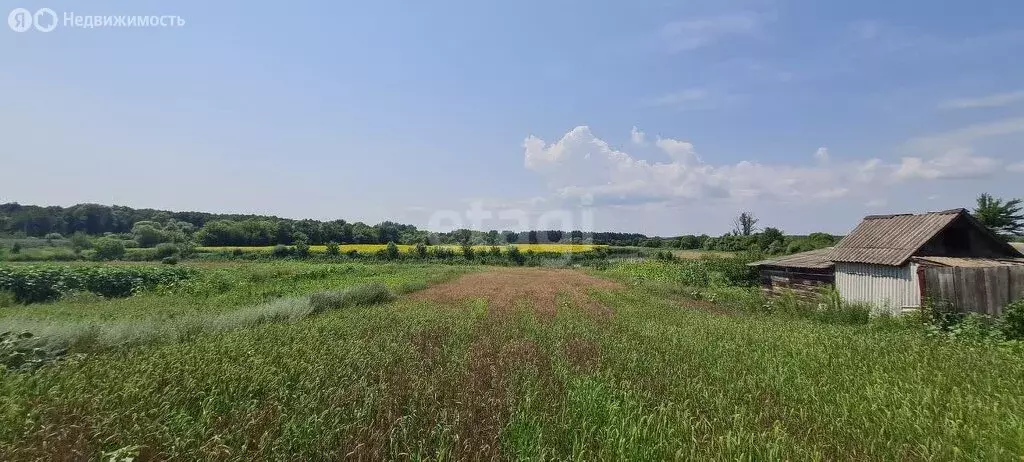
[[523, 125, 1009, 207]]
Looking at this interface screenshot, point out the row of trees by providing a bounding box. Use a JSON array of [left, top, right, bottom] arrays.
[[0, 202, 740, 248]]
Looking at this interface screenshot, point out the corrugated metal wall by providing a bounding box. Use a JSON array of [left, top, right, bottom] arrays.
[[835, 262, 921, 314]]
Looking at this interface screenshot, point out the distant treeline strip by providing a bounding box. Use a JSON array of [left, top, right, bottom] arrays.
[[0, 202, 836, 253]]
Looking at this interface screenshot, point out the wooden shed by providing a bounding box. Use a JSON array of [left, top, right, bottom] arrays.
[[829, 208, 1024, 314], [748, 247, 835, 298]]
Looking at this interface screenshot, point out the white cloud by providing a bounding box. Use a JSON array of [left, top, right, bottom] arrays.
[[1008, 162, 1024, 173], [660, 13, 758, 53], [523, 123, 1018, 208], [865, 199, 888, 208], [894, 148, 999, 180], [904, 117, 1024, 152], [630, 126, 647, 146], [939, 90, 1024, 109], [655, 137, 700, 164], [892, 117, 1023, 181], [523, 126, 889, 206]]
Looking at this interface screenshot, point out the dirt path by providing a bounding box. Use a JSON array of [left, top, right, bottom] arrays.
[[409, 267, 622, 316]]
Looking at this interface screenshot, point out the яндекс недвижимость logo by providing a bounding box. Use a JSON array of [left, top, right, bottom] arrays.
[[8, 8, 57, 32], [8, 8, 184, 32]]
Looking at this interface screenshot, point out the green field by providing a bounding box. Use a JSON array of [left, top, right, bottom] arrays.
[[2, 260, 1023, 460]]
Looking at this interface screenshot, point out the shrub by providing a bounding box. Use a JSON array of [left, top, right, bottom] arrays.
[[461, 243, 474, 260], [997, 299, 1024, 340], [0, 265, 195, 304], [11, 243, 21, 254], [506, 245, 524, 265], [415, 242, 428, 259], [161, 256, 179, 265], [308, 283, 395, 314], [93, 238, 126, 261], [155, 243, 180, 259], [294, 240, 311, 258], [489, 246, 501, 257], [70, 232, 92, 253], [44, 233, 64, 244], [921, 298, 963, 331], [386, 242, 400, 260], [325, 241, 340, 256], [272, 244, 292, 258]]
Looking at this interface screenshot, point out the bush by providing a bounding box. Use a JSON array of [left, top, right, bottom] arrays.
[[325, 241, 340, 256], [154, 243, 180, 259], [386, 242, 400, 260], [921, 298, 963, 331], [506, 245, 524, 265], [415, 242, 428, 259], [43, 233, 64, 244], [461, 243, 474, 260], [0, 265, 196, 304], [11, 243, 21, 254], [272, 244, 292, 258], [161, 256, 179, 265], [93, 238, 126, 261], [998, 299, 1024, 340], [294, 240, 311, 258], [308, 283, 395, 314], [70, 232, 92, 253]]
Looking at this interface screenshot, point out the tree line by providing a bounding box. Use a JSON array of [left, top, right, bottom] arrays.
[[0, 203, 727, 248]]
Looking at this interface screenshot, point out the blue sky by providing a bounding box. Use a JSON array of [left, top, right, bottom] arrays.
[[3, 0, 1023, 235]]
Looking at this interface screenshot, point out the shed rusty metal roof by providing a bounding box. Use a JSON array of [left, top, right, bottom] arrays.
[[829, 208, 1024, 266], [748, 247, 834, 269], [829, 209, 964, 266]]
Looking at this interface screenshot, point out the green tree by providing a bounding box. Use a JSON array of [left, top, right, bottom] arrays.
[[325, 241, 340, 256], [294, 239, 311, 258], [758, 227, 784, 251], [733, 212, 759, 236], [974, 193, 1024, 236], [132, 223, 168, 248], [93, 237, 126, 260], [486, 230, 499, 245]]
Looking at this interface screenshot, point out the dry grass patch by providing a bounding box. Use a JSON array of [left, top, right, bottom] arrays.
[[410, 267, 622, 317]]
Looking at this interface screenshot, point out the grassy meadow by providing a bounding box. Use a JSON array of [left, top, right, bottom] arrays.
[[1, 259, 1023, 460]]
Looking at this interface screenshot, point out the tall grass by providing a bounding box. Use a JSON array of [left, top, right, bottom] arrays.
[[2, 282, 1022, 459], [2, 261, 1023, 459]]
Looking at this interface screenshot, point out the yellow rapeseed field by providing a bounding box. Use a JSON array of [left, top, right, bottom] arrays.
[[196, 244, 606, 254]]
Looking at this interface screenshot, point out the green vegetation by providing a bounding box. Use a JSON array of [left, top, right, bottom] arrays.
[[974, 192, 1024, 236], [0, 265, 195, 304], [1, 259, 1022, 459]]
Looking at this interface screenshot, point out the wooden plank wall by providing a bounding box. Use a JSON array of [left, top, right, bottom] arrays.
[[761, 268, 834, 300], [923, 267, 1024, 315]]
